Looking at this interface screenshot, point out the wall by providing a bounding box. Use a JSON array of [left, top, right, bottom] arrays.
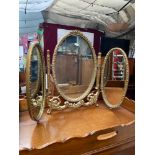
[[117, 29, 135, 58]]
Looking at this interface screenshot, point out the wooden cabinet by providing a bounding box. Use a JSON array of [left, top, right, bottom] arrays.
[[56, 54, 78, 84], [19, 98, 135, 155], [126, 58, 135, 100]]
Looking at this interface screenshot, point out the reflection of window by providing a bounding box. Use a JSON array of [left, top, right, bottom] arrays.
[[57, 29, 94, 58], [67, 36, 77, 44], [58, 36, 78, 54], [57, 35, 92, 59], [58, 29, 94, 44], [78, 37, 92, 58]]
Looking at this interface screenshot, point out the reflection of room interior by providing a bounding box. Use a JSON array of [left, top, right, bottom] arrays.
[[104, 87, 124, 105], [19, 1, 135, 154], [58, 84, 88, 98], [56, 54, 93, 84], [104, 80, 125, 102], [105, 51, 125, 81], [56, 54, 93, 97], [112, 50, 125, 80], [56, 36, 94, 97]]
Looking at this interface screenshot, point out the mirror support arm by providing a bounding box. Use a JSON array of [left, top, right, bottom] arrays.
[[95, 52, 102, 90]]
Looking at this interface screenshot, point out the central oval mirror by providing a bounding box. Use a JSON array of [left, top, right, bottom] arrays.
[[52, 30, 97, 102], [101, 48, 129, 108]]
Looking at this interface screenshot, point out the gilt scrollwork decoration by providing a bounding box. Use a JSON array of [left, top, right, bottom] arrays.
[[47, 90, 100, 114]]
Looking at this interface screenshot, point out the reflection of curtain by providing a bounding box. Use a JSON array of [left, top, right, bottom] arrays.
[[19, 46, 24, 72], [20, 35, 28, 52], [20, 33, 38, 54]]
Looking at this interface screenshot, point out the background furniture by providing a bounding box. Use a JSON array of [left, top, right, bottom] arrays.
[[126, 58, 135, 100], [112, 50, 125, 80]]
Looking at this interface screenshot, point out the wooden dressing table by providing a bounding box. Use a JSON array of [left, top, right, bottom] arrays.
[[19, 97, 135, 155]]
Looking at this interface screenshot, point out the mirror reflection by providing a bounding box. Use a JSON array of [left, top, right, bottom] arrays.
[[55, 35, 94, 99], [102, 48, 127, 106], [26, 42, 46, 121], [30, 47, 40, 96]]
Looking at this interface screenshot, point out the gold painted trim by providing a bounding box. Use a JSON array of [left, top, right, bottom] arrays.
[[47, 90, 100, 113], [26, 42, 46, 121], [95, 52, 102, 90], [47, 49, 51, 97], [52, 30, 97, 102], [101, 47, 129, 108]]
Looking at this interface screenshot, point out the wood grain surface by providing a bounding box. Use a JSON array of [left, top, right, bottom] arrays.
[[20, 98, 134, 153]]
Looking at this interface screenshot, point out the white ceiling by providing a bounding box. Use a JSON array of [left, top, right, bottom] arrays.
[[19, 11, 44, 36], [19, 0, 135, 37]]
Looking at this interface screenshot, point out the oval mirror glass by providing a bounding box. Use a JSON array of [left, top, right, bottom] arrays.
[[101, 48, 129, 108], [30, 46, 40, 97], [26, 42, 46, 121], [52, 31, 97, 102]]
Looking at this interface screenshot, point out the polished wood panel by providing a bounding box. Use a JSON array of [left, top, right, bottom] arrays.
[[106, 81, 124, 87], [55, 54, 93, 85], [81, 58, 94, 85], [19, 72, 26, 85], [104, 87, 124, 105], [20, 97, 134, 155], [128, 58, 135, 81], [94, 144, 135, 155], [19, 97, 27, 112], [126, 58, 135, 100], [56, 54, 78, 84]]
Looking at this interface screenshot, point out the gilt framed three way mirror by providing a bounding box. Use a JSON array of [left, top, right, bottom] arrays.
[[47, 30, 98, 112], [101, 47, 129, 108], [25, 31, 130, 121], [26, 42, 46, 121]]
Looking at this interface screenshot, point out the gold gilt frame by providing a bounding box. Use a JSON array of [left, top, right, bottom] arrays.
[[26, 42, 46, 121], [47, 30, 98, 113], [101, 47, 129, 108]]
